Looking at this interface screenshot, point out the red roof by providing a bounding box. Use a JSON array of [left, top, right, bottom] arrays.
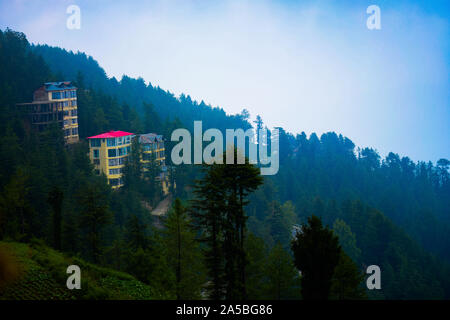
[[87, 131, 134, 139]]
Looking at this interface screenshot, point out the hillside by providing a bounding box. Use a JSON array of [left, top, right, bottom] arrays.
[[0, 240, 159, 300], [1, 28, 449, 299]]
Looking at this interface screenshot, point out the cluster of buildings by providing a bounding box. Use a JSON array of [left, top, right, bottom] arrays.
[[87, 130, 168, 191], [19, 82, 168, 192]]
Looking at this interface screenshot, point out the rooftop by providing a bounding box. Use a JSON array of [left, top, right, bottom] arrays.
[[87, 131, 134, 139], [43, 81, 77, 91], [139, 133, 163, 144]]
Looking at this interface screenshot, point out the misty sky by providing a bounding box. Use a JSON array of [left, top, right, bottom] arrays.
[[1, 0, 449, 162]]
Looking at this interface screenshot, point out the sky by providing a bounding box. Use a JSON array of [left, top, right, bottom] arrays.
[[1, 0, 449, 162]]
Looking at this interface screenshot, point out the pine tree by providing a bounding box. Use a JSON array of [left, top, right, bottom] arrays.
[[77, 182, 112, 263], [330, 252, 366, 300], [191, 150, 263, 300], [163, 198, 205, 299], [291, 215, 341, 300], [47, 186, 63, 250], [263, 243, 300, 300]]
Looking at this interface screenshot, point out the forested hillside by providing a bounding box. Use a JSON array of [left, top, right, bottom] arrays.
[[1, 28, 449, 299], [33, 39, 450, 263]]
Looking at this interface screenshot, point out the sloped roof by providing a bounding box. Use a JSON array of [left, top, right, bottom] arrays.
[[139, 133, 163, 144], [43, 81, 77, 91], [87, 131, 134, 139]]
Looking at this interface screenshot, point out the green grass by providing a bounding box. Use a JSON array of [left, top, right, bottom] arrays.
[[0, 240, 156, 300]]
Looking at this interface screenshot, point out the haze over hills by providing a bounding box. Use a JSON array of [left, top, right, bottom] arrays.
[[2, 0, 448, 162], [1, 28, 450, 299]]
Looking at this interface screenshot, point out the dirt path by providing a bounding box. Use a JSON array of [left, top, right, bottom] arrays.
[[151, 194, 172, 216]]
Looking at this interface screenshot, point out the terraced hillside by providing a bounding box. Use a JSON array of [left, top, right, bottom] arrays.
[[0, 240, 156, 300]]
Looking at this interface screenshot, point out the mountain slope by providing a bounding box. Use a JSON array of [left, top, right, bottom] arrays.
[[0, 240, 158, 300]]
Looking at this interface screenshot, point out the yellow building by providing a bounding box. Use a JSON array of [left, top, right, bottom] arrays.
[[87, 131, 134, 189], [17, 81, 79, 144]]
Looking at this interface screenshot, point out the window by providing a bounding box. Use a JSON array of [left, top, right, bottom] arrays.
[[64, 120, 69, 126], [117, 137, 123, 145], [125, 136, 131, 144], [71, 109, 77, 116], [52, 92, 61, 100], [90, 139, 101, 147], [72, 118, 77, 124], [93, 149, 99, 158], [71, 90, 77, 98], [119, 147, 128, 156], [107, 138, 116, 147], [94, 159, 100, 165], [71, 100, 77, 107], [64, 101, 69, 107], [64, 129, 71, 137], [109, 168, 121, 175], [109, 159, 119, 166], [108, 149, 117, 157], [72, 128, 78, 135]]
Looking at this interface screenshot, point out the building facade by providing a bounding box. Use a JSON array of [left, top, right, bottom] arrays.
[[88, 131, 168, 192], [87, 131, 134, 189], [139, 133, 169, 194], [17, 81, 79, 144], [139, 133, 166, 167]]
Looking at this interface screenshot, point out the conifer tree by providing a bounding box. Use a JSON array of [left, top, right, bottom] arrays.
[[77, 182, 112, 263], [47, 186, 63, 250], [191, 150, 263, 300], [291, 215, 341, 300], [163, 198, 205, 299]]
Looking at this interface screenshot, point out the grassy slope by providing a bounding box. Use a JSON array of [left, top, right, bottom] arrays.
[[0, 240, 156, 300]]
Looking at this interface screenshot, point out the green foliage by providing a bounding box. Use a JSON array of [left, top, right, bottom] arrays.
[[263, 243, 301, 300], [330, 252, 366, 300], [191, 152, 263, 300], [333, 218, 361, 263], [291, 215, 341, 300], [162, 198, 205, 299], [0, 241, 158, 300], [1, 28, 449, 300]]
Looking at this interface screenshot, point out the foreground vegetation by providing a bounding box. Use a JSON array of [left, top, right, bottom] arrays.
[[0, 240, 157, 300]]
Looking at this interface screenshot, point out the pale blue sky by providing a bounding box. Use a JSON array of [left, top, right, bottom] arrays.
[[1, 0, 449, 162]]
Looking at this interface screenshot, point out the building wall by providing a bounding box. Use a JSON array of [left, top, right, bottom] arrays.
[[142, 141, 169, 195], [19, 84, 79, 144], [89, 135, 133, 189], [89, 135, 169, 193], [48, 89, 79, 144]]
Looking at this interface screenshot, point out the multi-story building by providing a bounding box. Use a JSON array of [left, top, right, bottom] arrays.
[[87, 131, 168, 192], [17, 81, 79, 144], [140, 133, 169, 194], [87, 131, 134, 189], [139, 133, 166, 167]]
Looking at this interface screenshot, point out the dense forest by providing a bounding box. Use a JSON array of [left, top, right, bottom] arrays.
[[1, 28, 449, 300]]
